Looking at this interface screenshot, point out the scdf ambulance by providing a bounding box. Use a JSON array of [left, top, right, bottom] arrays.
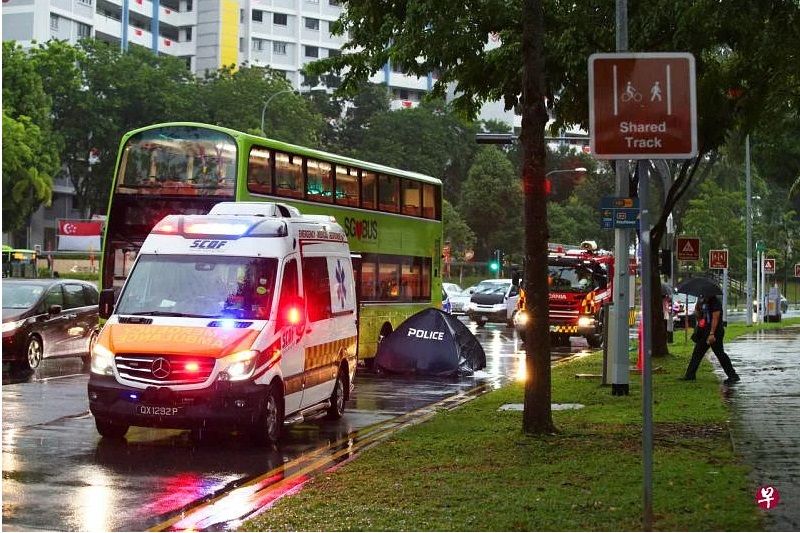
[[88, 202, 358, 445]]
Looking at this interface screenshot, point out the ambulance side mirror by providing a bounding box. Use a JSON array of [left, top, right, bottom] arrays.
[[99, 289, 116, 319]]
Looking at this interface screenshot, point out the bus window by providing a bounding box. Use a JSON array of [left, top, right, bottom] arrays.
[[378, 261, 400, 300], [306, 159, 333, 203], [401, 179, 421, 216], [248, 147, 273, 195], [422, 183, 437, 219], [360, 259, 377, 300], [361, 172, 377, 210], [400, 261, 420, 302], [378, 174, 399, 213], [335, 166, 359, 207], [275, 152, 303, 199]]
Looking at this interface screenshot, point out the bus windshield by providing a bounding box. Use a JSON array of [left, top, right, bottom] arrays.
[[116, 255, 278, 320], [117, 126, 237, 197], [2, 247, 38, 278]]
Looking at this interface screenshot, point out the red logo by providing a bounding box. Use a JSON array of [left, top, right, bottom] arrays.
[[756, 486, 780, 510]]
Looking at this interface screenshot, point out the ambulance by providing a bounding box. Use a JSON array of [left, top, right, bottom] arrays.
[[88, 202, 358, 445]]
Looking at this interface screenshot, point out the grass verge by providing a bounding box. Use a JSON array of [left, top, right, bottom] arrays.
[[243, 320, 799, 531]]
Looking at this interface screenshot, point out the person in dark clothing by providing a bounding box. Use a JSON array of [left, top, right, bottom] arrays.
[[683, 293, 741, 385]]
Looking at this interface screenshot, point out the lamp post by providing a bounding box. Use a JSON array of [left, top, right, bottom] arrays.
[[260, 88, 296, 137], [545, 167, 588, 195]]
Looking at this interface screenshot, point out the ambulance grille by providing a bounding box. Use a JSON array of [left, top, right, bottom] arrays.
[[115, 353, 216, 385]]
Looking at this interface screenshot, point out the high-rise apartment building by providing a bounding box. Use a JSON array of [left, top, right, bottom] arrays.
[[1, 0, 445, 110]]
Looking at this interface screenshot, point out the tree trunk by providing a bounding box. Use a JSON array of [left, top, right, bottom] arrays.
[[521, 0, 555, 434]]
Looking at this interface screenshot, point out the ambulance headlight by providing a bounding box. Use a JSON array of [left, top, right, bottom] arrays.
[[91, 344, 115, 376], [465, 302, 476, 312], [220, 350, 258, 381], [577, 316, 595, 328]]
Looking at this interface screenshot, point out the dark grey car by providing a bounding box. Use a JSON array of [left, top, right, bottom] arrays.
[[2, 278, 99, 371]]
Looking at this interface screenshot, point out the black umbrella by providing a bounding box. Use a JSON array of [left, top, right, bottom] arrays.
[[676, 277, 722, 297]]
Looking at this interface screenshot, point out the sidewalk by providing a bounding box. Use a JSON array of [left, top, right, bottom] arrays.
[[718, 325, 800, 531]]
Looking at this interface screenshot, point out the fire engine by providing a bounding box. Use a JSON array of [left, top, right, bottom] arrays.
[[513, 241, 613, 347]]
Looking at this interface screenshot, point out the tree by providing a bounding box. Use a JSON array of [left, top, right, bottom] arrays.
[[442, 199, 476, 260], [198, 65, 327, 147], [307, 0, 556, 433], [26, 40, 199, 217], [2, 42, 59, 234], [460, 147, 524, 261], [345, 100, 480, 201]]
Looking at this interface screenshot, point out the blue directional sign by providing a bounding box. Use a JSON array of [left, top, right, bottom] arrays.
[[601, 197, 640, 229]]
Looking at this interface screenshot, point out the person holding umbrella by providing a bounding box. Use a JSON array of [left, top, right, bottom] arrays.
[[681, 291, 741, 385]]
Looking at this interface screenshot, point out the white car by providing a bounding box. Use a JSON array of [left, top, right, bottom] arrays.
[[449, 285, 476, 315], [465, 279, 520, 326]]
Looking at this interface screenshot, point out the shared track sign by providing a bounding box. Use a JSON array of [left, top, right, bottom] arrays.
[[589, 52, 697, 159]]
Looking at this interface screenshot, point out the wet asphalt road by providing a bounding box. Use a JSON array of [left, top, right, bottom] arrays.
[[2, 319, 590, 532]]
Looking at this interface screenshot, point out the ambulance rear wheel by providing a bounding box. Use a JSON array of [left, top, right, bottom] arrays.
[[326, 366, 347, 420], [249, 383, 283, 446], [95, 417, 129, 440]]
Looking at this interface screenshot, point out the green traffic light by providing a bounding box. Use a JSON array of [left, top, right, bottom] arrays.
[[489, 262, 499, 271]]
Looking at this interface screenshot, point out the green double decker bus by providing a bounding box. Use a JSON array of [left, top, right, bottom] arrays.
[[100, 122, 444, 361], [2, 245, 39, 278]]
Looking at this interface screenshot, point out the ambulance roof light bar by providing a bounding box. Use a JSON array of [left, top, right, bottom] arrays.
[[209, 202, 301, 218]]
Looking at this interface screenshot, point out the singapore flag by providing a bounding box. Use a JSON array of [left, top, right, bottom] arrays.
[[57, 220, 103, 251]]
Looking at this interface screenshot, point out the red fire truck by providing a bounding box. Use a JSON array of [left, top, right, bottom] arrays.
[[513, 241, 613, 347]]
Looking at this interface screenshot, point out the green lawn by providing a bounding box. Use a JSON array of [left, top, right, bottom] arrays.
[[243, 320, 798, 532]]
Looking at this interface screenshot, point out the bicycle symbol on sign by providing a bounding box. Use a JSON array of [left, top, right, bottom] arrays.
[[621, 81, 643, 103]]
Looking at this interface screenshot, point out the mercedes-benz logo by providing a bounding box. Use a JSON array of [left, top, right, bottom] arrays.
[[151, 358, 171, 379]]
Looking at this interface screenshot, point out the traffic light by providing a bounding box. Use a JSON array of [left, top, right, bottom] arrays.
[[489, 260, 499, 272]]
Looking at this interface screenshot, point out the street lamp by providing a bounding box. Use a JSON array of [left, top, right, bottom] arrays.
[[260, 88, 296, 137], [545, 167, 587, 195]]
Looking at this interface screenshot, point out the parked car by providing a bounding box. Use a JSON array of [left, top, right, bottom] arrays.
[[449, 285, 476, 315], [2, 278, 99, 371], [465, 279, 520, 327], [673, 292, 698, 327]]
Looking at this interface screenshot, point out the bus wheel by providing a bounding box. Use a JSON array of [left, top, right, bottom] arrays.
[[249, 383, 283, 446], [95, 417, 129, 439], [26, 336, 44, 371], [326, 366, 347, 420]]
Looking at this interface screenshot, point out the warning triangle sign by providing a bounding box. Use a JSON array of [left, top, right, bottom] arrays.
[[676, 237, 700, 261]]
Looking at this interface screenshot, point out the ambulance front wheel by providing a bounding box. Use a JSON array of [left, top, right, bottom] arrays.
[[249, 382, 284, 446], [95, 417, 129, 440], [326, 365, 347, 420]]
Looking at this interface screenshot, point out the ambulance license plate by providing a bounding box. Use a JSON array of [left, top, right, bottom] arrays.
[[136, 405, 183, 417]]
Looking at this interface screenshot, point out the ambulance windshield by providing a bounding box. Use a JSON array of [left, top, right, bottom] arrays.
[[116, 255, 278, 319]]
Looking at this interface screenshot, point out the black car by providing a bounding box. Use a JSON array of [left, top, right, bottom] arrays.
[[2, 278, 100, 371]]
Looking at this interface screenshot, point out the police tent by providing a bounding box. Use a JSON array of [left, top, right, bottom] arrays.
[[375, 308, 486, 376]]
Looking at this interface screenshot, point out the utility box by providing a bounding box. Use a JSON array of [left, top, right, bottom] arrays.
[[766, 286, 782, 322]]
